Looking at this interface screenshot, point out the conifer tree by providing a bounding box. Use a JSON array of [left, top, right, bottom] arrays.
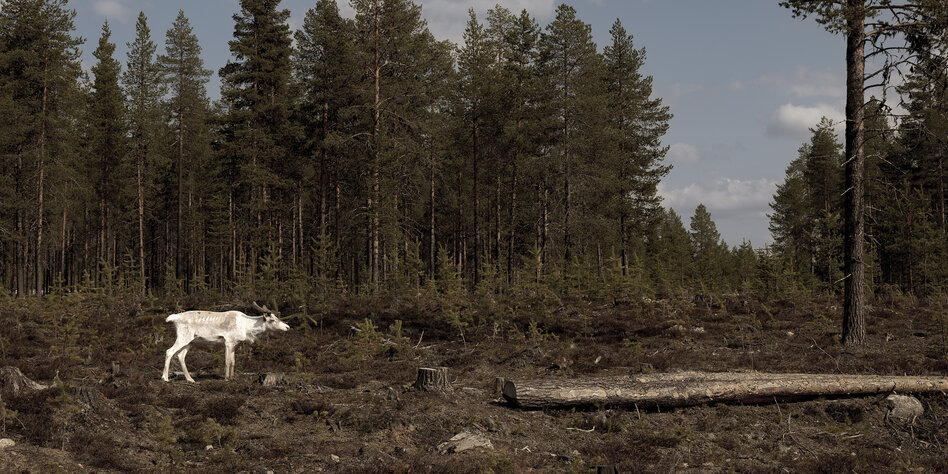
[[458, 10, 496, 285], [89, 22, 127, 281], [0, 0, 82, 295], [498, 9, 541, 282], [651, 208, 691, 290], [123, 12, 163, 295], [539, 4, 604, 266], [159, 10, 212, 287], [352, 0, 445, 289], [690, 204, 726, 291], [603, 19, 671, 276], [219, 0, 293, 283], [769, 155, 812, 278], [295, 0, 358, 274]]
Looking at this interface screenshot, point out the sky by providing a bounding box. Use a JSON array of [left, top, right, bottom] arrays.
[[69, 0, 847, 247]]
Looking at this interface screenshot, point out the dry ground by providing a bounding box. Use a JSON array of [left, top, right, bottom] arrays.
[[0, 290, 947, 472]]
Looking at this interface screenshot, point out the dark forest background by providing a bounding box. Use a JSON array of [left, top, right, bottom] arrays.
[[2, 0, 946, 306]]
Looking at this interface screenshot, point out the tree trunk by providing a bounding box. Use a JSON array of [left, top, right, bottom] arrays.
[[371, 0, 381, 290], [321, 99, 329, 242], [495, 173, 501, 268], [36, 59, 48, 296], [137, 139, 146, 295], [473, 118, 480, 285], [413, 367, 451, 392], [61, 182, 68, 285], [430, 143, 436, 276], [842, 3, 867, 346], [620, 214, 628, 276], [15, 154, 25, 297], [503, 371, 948, 409], [508, 158, 517, 285], [939, 153, 945, 232], [334, 157, 341, 278]]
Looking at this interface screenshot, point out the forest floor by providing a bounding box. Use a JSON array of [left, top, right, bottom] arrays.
[[1, 289, 947, 473]]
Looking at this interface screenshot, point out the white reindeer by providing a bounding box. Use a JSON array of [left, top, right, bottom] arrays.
[[162, 302, 290, 382]]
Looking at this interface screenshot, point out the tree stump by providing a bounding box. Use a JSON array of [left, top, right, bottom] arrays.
[[493, 377, 506, 396], [0, 366, 47, 397], [413, 367, 451, 392]]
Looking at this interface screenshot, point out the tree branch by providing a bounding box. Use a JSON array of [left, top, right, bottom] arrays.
[[865, 21, 928, 38]]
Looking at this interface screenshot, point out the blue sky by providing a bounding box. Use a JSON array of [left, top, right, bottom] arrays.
[[70, 0, 846, 247]]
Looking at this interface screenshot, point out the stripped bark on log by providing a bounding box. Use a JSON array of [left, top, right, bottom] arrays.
[[502, 371, 948, 409]]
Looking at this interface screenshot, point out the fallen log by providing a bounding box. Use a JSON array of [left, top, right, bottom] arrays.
[[502, 371, 948, 409]]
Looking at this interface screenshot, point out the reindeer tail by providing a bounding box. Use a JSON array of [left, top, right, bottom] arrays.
[[165, 313, 182, 323]]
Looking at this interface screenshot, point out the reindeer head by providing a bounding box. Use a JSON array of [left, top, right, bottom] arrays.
[[252, 301, 290, 331]]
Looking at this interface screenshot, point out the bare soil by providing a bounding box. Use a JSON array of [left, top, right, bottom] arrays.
[[1, 291, 947, 472]]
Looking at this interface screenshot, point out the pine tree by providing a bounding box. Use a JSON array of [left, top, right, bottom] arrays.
[[690, 204, 726, 291], [352, 0, 447, 289], [650, 208, 691, 291], [89, 22, 127, 282], [294, 0, 358, 275], [769, 155, 812, 278], [603, 19, 671, 276], [539, 4, 604, 266], [0, 0, 82, 295], [122, 12, 163, 295], [803, 117, 843, 213], [457, 10, 496, 285], [219, 0, 293, 285], [159, 10, 212, 288], [498, 9, 541, 282], [730, 240, 758, 290], [804, 118, 844, 286]]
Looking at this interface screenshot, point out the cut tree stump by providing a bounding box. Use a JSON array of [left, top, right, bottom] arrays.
[[502, 371, 948, 409], [413, 367, 451, 392]]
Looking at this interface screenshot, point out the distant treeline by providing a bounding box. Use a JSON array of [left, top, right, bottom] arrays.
[[0, 0, 944, 300]]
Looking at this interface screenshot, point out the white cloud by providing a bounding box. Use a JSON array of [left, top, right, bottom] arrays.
[[659, 177, 779, 246], [667, 142, 701, 165], [335, 0, 557, 44], [766, 102, 844, 140], [757, 65, 844, 99], [658, 177, 778, 219], [93, 0, 133, 24], [426, 0, 557, 44]]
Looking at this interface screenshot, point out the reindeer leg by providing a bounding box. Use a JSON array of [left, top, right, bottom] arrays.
[[224, 342, 235, 380], [177, 345, 195, 383], [163, 338, 188, 381]]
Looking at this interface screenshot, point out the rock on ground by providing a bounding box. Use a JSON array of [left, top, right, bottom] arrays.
[[438, 430, 493, 454], [884, 394, 924, 421]]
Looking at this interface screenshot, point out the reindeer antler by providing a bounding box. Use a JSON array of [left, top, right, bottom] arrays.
[[251, 301, 272, 315]]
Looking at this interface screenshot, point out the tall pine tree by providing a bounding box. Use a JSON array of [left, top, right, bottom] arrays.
[[159, 10, 212, 288], [123, 12, 163, 295], [603, 19, 671, 276], [89, 22, 127, 283], [0, 0, 82, 295], [219, 0, 293, 285]]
